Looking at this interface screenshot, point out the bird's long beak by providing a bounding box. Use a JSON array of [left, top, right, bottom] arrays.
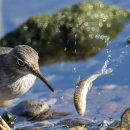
[[30, 68, 54, 92]]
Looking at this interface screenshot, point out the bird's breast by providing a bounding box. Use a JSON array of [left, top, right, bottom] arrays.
[[0, 74, 36, 101], [14, 74, 36, 95]]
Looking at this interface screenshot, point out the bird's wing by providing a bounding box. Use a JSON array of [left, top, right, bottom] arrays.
[[0, 47, 12, 55]]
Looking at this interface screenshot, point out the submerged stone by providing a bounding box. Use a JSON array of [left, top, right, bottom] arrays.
[[11, 99, 70, 121], [0, 1, 129, 65], [11, 99, 53, 121], [56, 118, 91, 128], [15, 127, 42, 130]]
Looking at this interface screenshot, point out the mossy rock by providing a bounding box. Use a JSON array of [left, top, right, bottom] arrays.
[[0, 1, 130, 65]]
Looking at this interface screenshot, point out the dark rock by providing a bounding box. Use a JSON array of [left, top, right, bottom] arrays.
[[56, 118, 91, 128], [11, 99, 53, 121], [15, 127, 42, 130], [11, 99, 70, 121]]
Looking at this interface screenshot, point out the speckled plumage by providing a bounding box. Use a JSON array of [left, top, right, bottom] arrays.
[[0, 45, 38, 103]]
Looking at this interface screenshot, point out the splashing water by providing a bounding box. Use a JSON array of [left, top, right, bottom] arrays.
[[101, 60, 111, 73], [101, 34, 129, 74], [73, 34, 77, 73], [101, 38, 112, 73], [74, 33, 77, 53], [74, 67, 77, 73], [112, 44, 129, 68]]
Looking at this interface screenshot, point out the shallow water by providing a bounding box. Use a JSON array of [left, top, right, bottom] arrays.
[[1, 0, 130, 129]]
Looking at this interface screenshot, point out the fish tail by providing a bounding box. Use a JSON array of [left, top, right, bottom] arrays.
[[101, 68, 113, 75]]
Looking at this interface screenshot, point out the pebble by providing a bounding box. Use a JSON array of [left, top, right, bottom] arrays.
[[11, 99, 53, 120]]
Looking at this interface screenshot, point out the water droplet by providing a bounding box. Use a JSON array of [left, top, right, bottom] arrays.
[[23, 26, 28, 31], [64, 47, 67, 51], [74, 67, 77, 72]]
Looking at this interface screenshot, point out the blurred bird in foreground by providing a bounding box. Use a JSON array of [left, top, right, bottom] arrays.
[[0, 45, 54, 107]]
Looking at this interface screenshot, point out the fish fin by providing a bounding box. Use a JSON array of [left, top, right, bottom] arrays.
[[76, 75, 80, 86]]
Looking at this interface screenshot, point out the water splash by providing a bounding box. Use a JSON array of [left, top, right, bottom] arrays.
[[101, 41, 112, 73], [74, 33, 77, 53], [112, 43, 129, 68], [74, 67, 77, 73]]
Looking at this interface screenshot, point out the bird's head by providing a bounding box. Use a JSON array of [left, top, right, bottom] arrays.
[[6, 45, 54, 92]]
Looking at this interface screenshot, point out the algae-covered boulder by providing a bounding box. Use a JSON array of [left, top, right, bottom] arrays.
[[0, 1, 130, 65]]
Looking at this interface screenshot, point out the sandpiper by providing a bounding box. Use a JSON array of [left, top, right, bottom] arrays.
[[0, 45, 54, 106]]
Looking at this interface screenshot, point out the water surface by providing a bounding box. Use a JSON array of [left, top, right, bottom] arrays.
[[1, 0, 130, 129]]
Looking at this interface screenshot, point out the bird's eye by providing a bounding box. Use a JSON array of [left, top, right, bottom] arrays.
[[17, 59, 25, 67]]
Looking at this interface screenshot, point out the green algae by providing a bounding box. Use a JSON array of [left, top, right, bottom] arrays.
[[0, 1, 130, 65]]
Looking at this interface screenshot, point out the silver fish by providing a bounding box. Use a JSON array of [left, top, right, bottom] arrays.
[[74, 68, 112, 116]]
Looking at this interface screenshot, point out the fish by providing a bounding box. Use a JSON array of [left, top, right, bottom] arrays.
[[74, 68, 112, 116]]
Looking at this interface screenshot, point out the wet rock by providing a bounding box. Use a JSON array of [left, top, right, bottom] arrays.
[[15, 127, 42, 130], [11, 99, 53, 120], [11, 99, 70, 121], [56, 118, 91, 128], [106, 108, 130, 130], [0, 2, 129, 65], [121, 108, 130, 129]]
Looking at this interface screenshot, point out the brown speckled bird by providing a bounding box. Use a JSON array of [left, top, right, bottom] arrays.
[[0, 45, 54, 106]]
